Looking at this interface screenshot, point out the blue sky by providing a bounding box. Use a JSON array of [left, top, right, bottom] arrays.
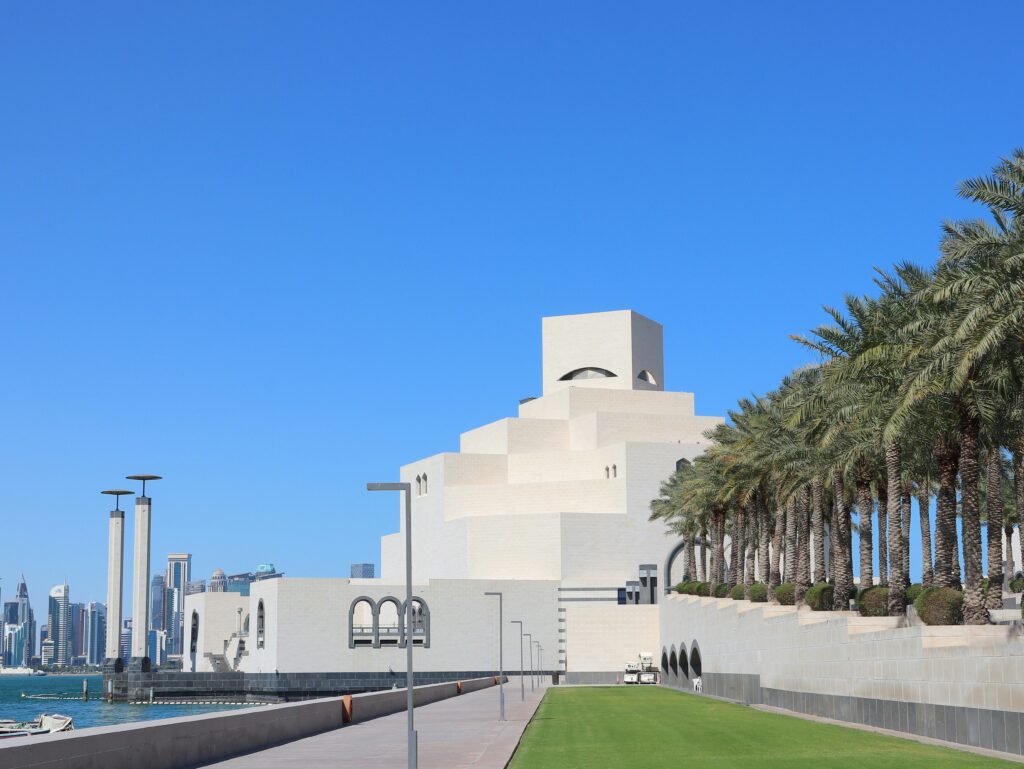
[[3, 2, 1022, 609]]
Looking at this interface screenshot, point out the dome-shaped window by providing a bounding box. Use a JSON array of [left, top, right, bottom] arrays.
[[559, 367, 617, 381], [637, 370, 658, 385]]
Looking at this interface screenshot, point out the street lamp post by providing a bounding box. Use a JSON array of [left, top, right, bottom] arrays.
[[510, 620, 525, 701], [368, 482, 416, 769], [523, 633, 534, 692], [484, 591, 505, 721], [535, 642, 542, 687]]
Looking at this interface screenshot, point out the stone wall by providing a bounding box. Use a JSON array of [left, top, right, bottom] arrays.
[[0, 677, 501, 769], [660, 593, 1024, 755], [105, 668, 507, 702]]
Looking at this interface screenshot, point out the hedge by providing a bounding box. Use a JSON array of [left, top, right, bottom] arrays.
[[730, 584, 745, 600], [916, 587, 964, 625], [749, 583, 768, 602], [695, 582, 711, 596], [1011, 578, 1024, 594], [804, 583, 834, 611], [774, 582, 795, 605], [858, 586, 890, 617], [714, 583, 730, 598], [905, 583, 924, 605]]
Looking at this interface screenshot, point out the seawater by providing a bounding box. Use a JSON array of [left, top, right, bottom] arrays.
[[0, 674, 256, 729]]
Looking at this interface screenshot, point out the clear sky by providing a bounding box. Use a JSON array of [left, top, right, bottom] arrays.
[[3, 2, 1022, 611]]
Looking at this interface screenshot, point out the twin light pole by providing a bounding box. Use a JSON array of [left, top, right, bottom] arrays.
[[367, 482, 417, 769], [368, 483, 547, 769]]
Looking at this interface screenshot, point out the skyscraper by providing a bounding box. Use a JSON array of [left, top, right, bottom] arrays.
[[6, 575, 35, 664], [185, 580, 206, 596], [166, 553, 191, 655], [149, 574, 166, 632], [84, 602, 107, 666], [350, 563, 375, 578], [70, 602, 86, 661], [47, 582, 71, 667]]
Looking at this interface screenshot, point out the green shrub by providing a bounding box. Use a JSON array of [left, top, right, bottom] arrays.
[[675, 582, 688, 594], [748, 583, 768, 602], [695, 582, 710, 596], [858, 586, 890, 616], [916, 587, 964, 625], [774, 582, 795, 605], [730, 584, 745, 600], [905, 583, 925, 605], [714, 583, 729, 598], [1010, 578, 1024, 593], [804, 583, 834, 611]]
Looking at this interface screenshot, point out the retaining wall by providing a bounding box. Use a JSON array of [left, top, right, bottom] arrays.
[[0, 676, 501, 769], [660, 593, 1024, 755]]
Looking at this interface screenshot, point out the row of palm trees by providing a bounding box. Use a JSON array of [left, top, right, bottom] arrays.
[[650, 149, 1024, 623]]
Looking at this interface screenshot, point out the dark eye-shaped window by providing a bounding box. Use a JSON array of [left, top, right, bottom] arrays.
[[559, 367, 617, 381], [637, 370, 658, 385]]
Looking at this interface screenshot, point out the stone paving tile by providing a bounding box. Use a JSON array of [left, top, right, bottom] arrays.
[[199, 678, 546, 769]]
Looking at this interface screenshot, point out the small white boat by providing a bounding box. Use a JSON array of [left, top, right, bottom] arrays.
[[0, 714, 74, 738]]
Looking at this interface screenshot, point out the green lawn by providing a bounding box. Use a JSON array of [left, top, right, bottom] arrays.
[[508, 687, 1018, 769]]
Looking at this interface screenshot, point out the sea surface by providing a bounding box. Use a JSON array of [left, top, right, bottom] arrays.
[[0, 674, 258, 729]]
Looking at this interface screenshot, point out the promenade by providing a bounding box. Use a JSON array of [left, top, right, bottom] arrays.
[[199, 679, 547, 769]]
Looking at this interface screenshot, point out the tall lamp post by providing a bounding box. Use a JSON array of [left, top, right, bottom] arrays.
[[523, 633, 534, 692], [126, 474, 160, 671], [510, 620, 525, 701], [535, 642, 542, 686], [484, 591, 505, 720], [368, 481, 416, 769]]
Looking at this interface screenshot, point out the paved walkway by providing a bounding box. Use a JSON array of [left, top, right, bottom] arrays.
[[200, 679, 547, 769]]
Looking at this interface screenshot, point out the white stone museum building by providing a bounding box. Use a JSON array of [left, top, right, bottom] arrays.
[[185, 310, 721, 682]]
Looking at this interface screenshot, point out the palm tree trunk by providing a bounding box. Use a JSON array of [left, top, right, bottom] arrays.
[[812, 476, 826, 584], [877, 482, 889, 585], [959, 406, 985, 624], [717, 510, 727, 585], [986, 449, 1005, 611], [784, 496, 798, 583], [885, 442, 907, 616], [770, 497, 785, 591], [681, 534, 692, 582], [934, 434, 960, 588], [729, 505, 742, 589], [758, 491, 771, 584], [854, 463, 874, 588], [832, 468, 852, 609], [700, 531, 707, 582], [745, 503, 756, 587], [917, 485, 933, 587], [796, 485, 812, 602], [901, 482, 912, 589]]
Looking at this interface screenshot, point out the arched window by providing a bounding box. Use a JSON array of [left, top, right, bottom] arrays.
[[679, 642, 690, 679], [422, 474, 428, 494], [415, 475, 422, 496], [669, 647, 678, 676], [605, 466, 610, 479], [376, 596, 405, 647], [689, 644, 702, 678], [612, 464, 617, 478], [661, 647, 669, 673], [559, 367, 617, 381], [190, 611, 199, 654], [243, 614, 250, 635], [676, 457, 691, 472], [256, 600, 266, 649], [404, 596, 431, 648], [637, 369, 658, 386], [349, 597, 376, 648]]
